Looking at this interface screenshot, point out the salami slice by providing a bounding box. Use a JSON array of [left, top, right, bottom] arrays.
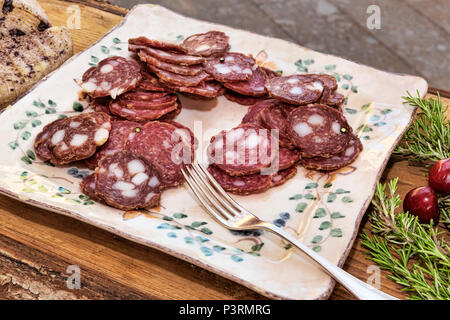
[[270, 165, 297, 187], [129, 45, 205, 66], [138, 72, 172, 92], [301, 134, 362, 171], [147, 64, 209, 87], [91, 97, 113, 115], [159, 99, 182, 121], [306, 74, 337, 91], [164, 120, 196, 160], [182, 31, 229, 57], [224, 90, 267, 106], [276, 148, 301, 170], [203, 52, 255, 82], [260, 102, 295, 148], [125, 121, 192, 188], [207, 161, 297, 195], [109, 101, 178, 121], [86, 120, 140, 169], [138, 50, 203, 76], [265, 75, 324, 105], [80, 174, 100, 201], [118, 94, 178, 110], [303, 74, 340, 106], [207, 123, 276, 176], [121, 91, 168, 101], [77, 56, 141, 99], [207, 165, 272, 195], [35, 112, 112, 165], [173, 81, 224, 98], [287, 104, 352, 158], [51, 113, 112, 164], [224, 66, 267, 97], [128, 36, 187, 53], [95, 151, 161, 210], [241, 99, 279, 126], [34, 117, 67, 161], [325, 91, 345, 108]]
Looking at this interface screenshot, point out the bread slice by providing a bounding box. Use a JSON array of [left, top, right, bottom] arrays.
[[0, 49, 25, 101], [0, 26, 73, 106], [0, 0, 51, 37]]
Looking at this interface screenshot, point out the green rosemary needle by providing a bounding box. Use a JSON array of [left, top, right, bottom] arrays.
[[394, 91, 449, 164], [361, 179, 450, 300]]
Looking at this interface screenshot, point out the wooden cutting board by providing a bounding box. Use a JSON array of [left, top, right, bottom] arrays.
[[0, 0, 448, 300]]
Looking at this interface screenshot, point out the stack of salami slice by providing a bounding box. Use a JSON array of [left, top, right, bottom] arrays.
[[129, 31, 229, 100], [206, 121, 300, 195], [204, 52, 279, 106], [76, 55, 181, 122], [242, 100, 362, 170], [206, 98, 362, 194], [125, 31, 345, 112]]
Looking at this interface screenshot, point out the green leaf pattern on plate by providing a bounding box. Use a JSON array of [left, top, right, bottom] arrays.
[[287, 178, 355, 249], [19, 171, 94, 206], [88, 37, 125, 67], [147, 211, 258, 263]]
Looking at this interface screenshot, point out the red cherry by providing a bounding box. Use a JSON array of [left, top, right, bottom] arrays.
[[428, 159, 450, 194], [403, 186, 439, 224]]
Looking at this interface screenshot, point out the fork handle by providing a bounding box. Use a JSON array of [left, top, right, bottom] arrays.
[[262, 224, 399, 300]]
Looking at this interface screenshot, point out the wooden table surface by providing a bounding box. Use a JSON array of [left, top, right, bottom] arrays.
[[0, 0, 448, 300]]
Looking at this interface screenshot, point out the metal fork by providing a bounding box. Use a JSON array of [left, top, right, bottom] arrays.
[[181, 162, 399, 300]]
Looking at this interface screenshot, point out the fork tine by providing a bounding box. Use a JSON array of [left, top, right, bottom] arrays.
[[181, 168, 229, 226], [185, 165, 236, 221], [190, 163, 243, 218], [195, 162, 248, 214]]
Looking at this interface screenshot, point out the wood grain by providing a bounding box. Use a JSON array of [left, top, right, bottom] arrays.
[[39, 0, 125, 54], [0, 0, 448, 300]]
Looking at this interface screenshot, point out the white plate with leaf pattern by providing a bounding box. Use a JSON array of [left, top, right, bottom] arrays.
[[0, 5, 427, 299]]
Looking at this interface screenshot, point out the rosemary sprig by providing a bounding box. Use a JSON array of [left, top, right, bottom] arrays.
[[440, 195, 450, 228], [361, 179, 450, 300], [394, 92, 449, 164]]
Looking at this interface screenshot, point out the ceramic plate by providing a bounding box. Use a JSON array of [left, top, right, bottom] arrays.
[[0, 5, 427, 299]]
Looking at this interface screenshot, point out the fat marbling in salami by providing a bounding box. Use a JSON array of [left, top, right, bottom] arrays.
[[208, 123, 276, 176], [94, 151, 161, 210], [86, 120, 140, 169], [286, 104, 352, 157], [265, 74, 324, 105], [224, 66, 267, 97], [77, 56, 141, 99], [301, 134, 362, 171], [203, 52, 255, 82], [35, 112, 111, 165], [125, 121, 192, 188], [182, 31, 229, 57]]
